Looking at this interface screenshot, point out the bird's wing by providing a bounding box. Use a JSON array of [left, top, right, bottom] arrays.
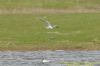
[[45, 20, 52, 26], [40, 18, 52, 26]]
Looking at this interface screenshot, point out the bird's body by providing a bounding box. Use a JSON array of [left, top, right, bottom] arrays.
[[46, 22, 57, 29]]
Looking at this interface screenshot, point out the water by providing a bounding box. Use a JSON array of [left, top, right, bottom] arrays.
[[0, 51, 100, 66]]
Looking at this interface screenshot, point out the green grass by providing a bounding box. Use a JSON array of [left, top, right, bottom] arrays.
[[0, 0, 100, 8], [0, 13, 100, 50], [64, 62, 100, 66]]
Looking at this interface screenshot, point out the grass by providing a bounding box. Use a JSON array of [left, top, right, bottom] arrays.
[[0, 13, 100, 50], [64, 62, 100, 66], [0, 0, 100, 8]]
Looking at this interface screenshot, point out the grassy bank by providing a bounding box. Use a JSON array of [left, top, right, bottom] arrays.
[[0, 13, 100, 50], [0, 0, 100, 9]]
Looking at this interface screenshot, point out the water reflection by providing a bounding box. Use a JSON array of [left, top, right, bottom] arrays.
[[0, 51, 99, 66]]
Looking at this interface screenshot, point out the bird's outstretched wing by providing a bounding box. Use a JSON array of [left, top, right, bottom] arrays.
[[40, 18, 51, 25]]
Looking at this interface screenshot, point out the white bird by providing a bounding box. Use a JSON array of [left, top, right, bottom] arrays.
[[45, 20, 57, 29], [40, 17, 57, 29]]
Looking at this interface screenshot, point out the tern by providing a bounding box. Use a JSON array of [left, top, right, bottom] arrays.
[[40, 17, 57, 29]]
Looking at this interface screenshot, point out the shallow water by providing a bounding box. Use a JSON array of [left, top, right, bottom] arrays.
[[0, 51, 100, 66]]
